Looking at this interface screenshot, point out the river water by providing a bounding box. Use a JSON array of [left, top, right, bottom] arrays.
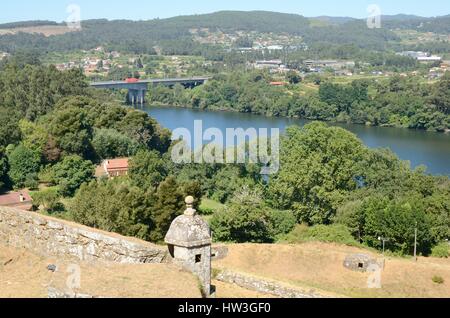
[[140, 105, 450, 176]]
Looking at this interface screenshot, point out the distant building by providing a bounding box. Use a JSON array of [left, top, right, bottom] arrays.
[[398, 51, 442, 62], [95, 158, 130, 179], [0, 191, 33, 211], [304, 60, 337, 68], [418, 56, 442, 62], [254, 60, 283, 69], [398, 51, 428, 59], [304, 60, 355, 71], [270, 81, 288, 86], [266, 45, 284, 51]]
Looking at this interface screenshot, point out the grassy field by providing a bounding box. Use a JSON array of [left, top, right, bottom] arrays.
[[200, 198, 225, 212], [0, 25, 77, 37], [214, 242, 450, 298]]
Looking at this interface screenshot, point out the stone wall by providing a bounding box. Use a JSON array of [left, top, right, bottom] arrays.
[[0, 206, 168, 264], [343, 254, 384, 273], [215, 270, 332, 298]]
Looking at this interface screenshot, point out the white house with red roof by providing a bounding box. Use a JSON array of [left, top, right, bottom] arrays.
[[95, 158, 130, 179]]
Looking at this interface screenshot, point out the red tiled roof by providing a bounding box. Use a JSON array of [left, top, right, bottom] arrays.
[[0, 191, 32, 206], [106, 158, 129, 171]]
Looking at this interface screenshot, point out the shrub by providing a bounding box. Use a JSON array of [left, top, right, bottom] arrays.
[[281, 224, 359, 246], [210, 187, 277, 243], [7, 144, 41, 188], [52, 155, 94, 197], [31, 187, 61, 212], [24, 173, 39, 190], [199, 207, 214, 216], [199, 198, 224, 216], [269, 209, 297, 239], [431, 243, 449, 258], [432, 276, 444, 284]]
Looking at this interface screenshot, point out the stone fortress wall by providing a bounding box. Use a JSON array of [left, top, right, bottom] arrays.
[[0, 206, 168, 264], [0, 205, 330, 298]]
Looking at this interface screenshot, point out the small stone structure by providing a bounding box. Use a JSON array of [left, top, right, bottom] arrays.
[[165, 196, 213, 297], [343, 254, 383, 272]]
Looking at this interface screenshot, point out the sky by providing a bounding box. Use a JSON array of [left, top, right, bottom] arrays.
[[0, 0, 449, 24]]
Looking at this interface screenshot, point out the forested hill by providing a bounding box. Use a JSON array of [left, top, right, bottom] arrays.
[[0, 11, 448, 54], [0, 11, 396, 54], [382, 14, 450, 33]]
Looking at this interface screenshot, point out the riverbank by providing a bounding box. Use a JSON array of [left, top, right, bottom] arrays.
[[147, 102, 450, 134], [141, 104, 450, 176]]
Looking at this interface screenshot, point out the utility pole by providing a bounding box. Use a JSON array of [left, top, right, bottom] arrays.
[[414, 222, 418, 262], [378, 237, 389, 255]]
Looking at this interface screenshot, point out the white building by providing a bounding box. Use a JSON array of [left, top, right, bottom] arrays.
[[418, 56, 442, 62], [254, 59, 283, 69]]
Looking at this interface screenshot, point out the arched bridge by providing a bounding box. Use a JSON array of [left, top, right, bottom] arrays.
[[90, 76, 210, 105]]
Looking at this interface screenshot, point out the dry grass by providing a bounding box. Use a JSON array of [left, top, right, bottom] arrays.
[[0, 244, 273, 298], [214, 242, 450, 298], [0, 26, 78, 37], [3, 241, 449, 298], [0, 244, 202, 298]]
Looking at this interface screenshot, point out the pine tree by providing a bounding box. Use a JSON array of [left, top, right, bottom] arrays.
[[150, 176, 184, 242]]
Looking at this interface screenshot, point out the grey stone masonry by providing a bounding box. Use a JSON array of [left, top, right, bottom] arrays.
[[165, 196, 213, 297], [343, 254, 384, 272], [216, 270, 333, 298], [0, 206, 168, 264]]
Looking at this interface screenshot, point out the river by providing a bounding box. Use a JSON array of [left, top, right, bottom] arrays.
[[139, 105, 450, 176]]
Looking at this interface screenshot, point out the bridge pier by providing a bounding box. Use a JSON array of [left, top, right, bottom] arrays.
[[90, 77, 210, 105], [126, 89, 146, 105]]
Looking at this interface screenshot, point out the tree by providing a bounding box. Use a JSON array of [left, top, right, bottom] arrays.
[[69, 179, 154, 240], [0, 107, 21, 148], [52, 155, 94, 197], [92, 128, 141, 159], [234, 36, 253, 48], [135, 58, 144, 69], [18, 120, 48, 154], [361, 196, 433, 255], [129, 150, 168, 190], [268, 123, 367, 225], [150, 176, 184, 242], [429, 73, 450, 115], [211, 187, 290, 243], [286, 71, 301, 84], [48, 106, 93, 157], [116, 110, 171, 153], [0, 152, 9, 191], [210, 165, 255, 204], [7, 144, 41, 188]]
